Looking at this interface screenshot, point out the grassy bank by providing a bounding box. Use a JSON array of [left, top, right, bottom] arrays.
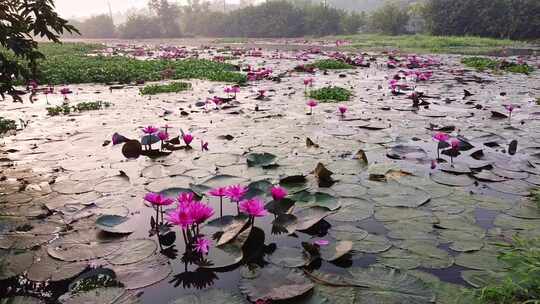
[[3, 43, 246, 85], [335, 34, 531, 55]]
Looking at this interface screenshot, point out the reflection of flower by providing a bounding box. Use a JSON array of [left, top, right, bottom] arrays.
[[314, 239, 329, 246], [169, 268, 217, 289]]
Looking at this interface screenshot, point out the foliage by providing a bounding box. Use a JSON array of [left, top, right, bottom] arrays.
[[309, 86, 352, 102], [4, 43, 246, 85], [148, 0, 182, 37], [0, 0, 78, 102], [307, 59, 354, 70], [369, 0, 410, 35], [534, 189, 540, 209], [342, 34, 528, 54], [68, 15, 116, 38], [140, 82, 192, 95], [423, 0, 540, 40], [0, 117, 17, 134], [46, 101, 111, 116], [118, 14, 163, 39], [472, 237, 540, 304], [303, 4, 345, 36], [462, 57, 534, 74]]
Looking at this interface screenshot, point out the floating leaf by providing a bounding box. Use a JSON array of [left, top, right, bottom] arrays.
[[59, 287, 125, 304], [267, 247, 311, 267], [27, 248, 87, 282], [293, 192, 340, 211], [351, 234, 392, 253], [200, 225, 251, 269], [328, 198, 373, 222], [206, 215, 249, 246], [168, 289, 246, 304], [430, 172, 474, 187], [313, 163, 335, 187], [106, 239, 157, 265], [239, 265, 314, 301], [113, 254, 171, 289], [279, 175, 309, 194], [319, 240, 353, 261], [265, 198, 295, 215], [294, 207, 333, 231], [246, 152, 277, 168], [0, 250, 34, 280], [96, 215, 135, 234]]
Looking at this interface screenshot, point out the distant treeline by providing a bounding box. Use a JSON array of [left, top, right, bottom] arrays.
[[65, 0, 539, 40]]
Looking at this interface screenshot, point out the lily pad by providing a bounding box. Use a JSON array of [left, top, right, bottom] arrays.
[[27, 248, 87, 282], [0, 249, 34, 280], [431, 172, 474, 187], [351, 234, 392, 254], [455, 250, 507, 271], [168, 289, 246, 304], [293, 191, 340, 211], [330, 225, 369, 241], [246, 152, 277, 168], [327, 198, 373, 222], [0, 297, 44, 304], [487, 180, 531, 196], [113, 254, 171, 289], [239, 265, 314, 301], [267, 247, 311, 267], [319, 240, 353, 261], [280, 175, 309, 194], [106, 239, 157, 265], [96, 215, 135, 234], [294, 207, 333, 231], [206, 215, 249, 246], [59, 287, 125, 304], [201, 174, 247, 189], [200, 225, 251, 269], [265, 198, 295, 215]]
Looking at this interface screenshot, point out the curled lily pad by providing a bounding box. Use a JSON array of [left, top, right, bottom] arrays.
[[265, 198, 295, 215], [96, 215, 136, 234], [279, 175, 309, 194], [239, 265, 314, 301], [200, 225, 251, 269], [272, 214, 298, 234], [206, 215, 249, 246], [294, 207, 333, 231], [267, 247, 311, 267], [168, 289, 246, 304], [246, 152, 277, 168]]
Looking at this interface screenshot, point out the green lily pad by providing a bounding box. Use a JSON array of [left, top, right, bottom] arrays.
[[319, 240, 353, 261], [244, 180, 273, 199], [293, 191, 340, 211], [267, 247, 311, 267], [0, 297, 44, 304], [279, 175, 309, 194], [168, 289, 246, 304], [327, 198, 373, 222], [265, 198, 295, 215], [59, 287, 126, 304], [201, 174, 247, 189], [200, 225, 251, 269], [488, 180, 531, 196], [106, 239, 157, 265], [430, 172, 474, 187], [439, 230, 484, 252], [461, 270, 506, 288], [330, 225, 369, 241], [113, 254, 171, 289], [246, 152, 277, 168], [239, 265, 314, 301], [27, 248, 87, 282], [395, 240, 454, 269], [369, 183, 431, 208], [96, 215, 135, 234], [294, 207, 333, 231], [351, 234, 392, 254], [378, 248, 422, 270], [455, 250, 507, 271]]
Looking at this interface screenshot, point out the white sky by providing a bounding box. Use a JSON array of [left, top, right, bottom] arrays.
[[54, 0, 243, 18]]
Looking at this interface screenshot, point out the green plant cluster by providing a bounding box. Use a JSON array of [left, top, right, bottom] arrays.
[[307, 59, 354, 70], [0, 117, 17, 134], [140, 82, 192, 95], [309, 86, 352, 102], [46, 101, 111, 116], [462, 57, 535, 74], [473, 237, 540, 304], [3, 43, 246, 85]]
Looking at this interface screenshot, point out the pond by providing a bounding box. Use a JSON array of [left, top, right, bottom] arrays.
[[0, 39, 539, 304]]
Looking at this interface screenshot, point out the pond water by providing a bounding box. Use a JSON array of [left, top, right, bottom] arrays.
[[1, 39, 540, 304]]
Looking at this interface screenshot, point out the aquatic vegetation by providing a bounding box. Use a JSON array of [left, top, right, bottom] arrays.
[[308, 86, 352, 102], [534, 189, 540, 209], [182, 133, 194, 146], [472, 237, 540, 304], [433, 132, 450, 160], [504, 104, 515, 121], [307, 59, 354, 70], [239, 198, 268, 219], [139, 82, 192, 95], [46, 101, 111, 116], [338, 105, 348, 117], [462, 57, 534, 74], [0, 117, 17, 134], [270, 186, 288, 201]]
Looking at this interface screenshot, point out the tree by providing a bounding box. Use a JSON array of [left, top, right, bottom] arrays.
[[0, 0, 78, 102], [118, 14, 163, 39], [78, 14, 116, 38], [148, 0, 182, 37], [369, 0, 410, 35]]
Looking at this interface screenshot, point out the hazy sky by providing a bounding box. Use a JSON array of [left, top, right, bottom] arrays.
[[54, 0, 243, 18]]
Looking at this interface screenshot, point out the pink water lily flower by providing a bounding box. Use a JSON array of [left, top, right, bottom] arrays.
[[270, 186, 288, 201], [239, 198, 267, 218], [225, 185, 248, 202], [450, 138, 460, 150], [177, 192, 196, 206], [166, 208, 194, 229], [143, 126, 159, 134], [144, 192, 174, 206], [209, 187, 227, 197], [157, 131, 169, 141], [303, 78, 314, 86], [504, 104, 515, 121], [307, 100, 318, 115], [182, 133, 194, 146], [433, 132, 450, 142], [314, 239, 330, 246], [189, 201, 214, 224], [338, 105, 347, 116], [194, 237, 211, 255]]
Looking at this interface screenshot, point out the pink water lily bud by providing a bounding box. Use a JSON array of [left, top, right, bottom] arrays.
[[433, 132, 449, 142], [270, 186, 288, 201], [182, 133, 194, 146]]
